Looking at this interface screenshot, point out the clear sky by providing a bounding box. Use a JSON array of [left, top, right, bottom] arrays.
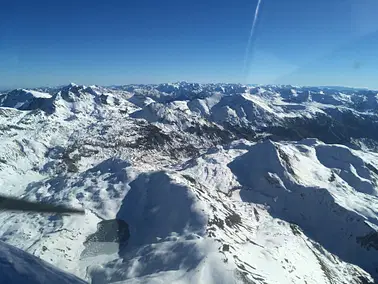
[[1, 0, 378, 89]]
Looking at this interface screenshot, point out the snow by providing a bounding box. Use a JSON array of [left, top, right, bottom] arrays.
[[0, 240, 86, 284], [117, 171, 207, 246], [228, 139, 378, 280], [0, 83, 377, 283], [22, 89, 52, 99], [0, 89, 53, 111], [241, 92, 276, 114]]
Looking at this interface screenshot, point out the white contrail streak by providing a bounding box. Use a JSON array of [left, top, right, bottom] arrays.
[[243, 0, 263, 80]]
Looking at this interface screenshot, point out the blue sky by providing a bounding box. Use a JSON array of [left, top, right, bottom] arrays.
[[1, 0, 378, 89]]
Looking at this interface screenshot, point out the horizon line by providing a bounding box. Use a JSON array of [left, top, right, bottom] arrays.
[[0, 81, 376, 93]]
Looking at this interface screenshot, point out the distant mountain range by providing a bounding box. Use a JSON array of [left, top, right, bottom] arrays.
[[0, 82, 377, 284]]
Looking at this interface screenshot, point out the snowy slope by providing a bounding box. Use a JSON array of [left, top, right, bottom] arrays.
[[0, 82, 377, 283], [0, 240, 86, 284], [0, 89, 53, 113]]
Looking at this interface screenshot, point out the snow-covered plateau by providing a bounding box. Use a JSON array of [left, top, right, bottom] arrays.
[[0, 82, 378, 283]]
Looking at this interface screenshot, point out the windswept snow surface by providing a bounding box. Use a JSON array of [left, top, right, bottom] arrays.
[[0, 240, 86, 284], [0, 83, 377, 283]]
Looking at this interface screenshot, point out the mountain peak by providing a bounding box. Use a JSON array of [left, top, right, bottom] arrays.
[[0, 83, 377, 284]]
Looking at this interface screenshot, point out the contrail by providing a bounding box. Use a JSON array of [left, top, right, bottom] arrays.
[[243, 0, 263, 80]]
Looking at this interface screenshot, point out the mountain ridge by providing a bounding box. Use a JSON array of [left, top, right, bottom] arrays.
[[0, 82, 377, 283]]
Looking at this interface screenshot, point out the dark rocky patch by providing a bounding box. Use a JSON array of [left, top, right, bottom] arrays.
[[128, 124, 172, 150], [225, 213, 242, 227], [357, 231, 378, 251], [185, 124, 234, 144], [84, 219, 130, 244], [208, 216, 224, 230], [329, 172, 336, 182], [277, 148, 295, 176], [366, 164, 378, 176], [290, 223, 301, 236]]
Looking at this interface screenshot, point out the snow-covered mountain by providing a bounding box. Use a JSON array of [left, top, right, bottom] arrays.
[[0, 82, 377, 283]]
